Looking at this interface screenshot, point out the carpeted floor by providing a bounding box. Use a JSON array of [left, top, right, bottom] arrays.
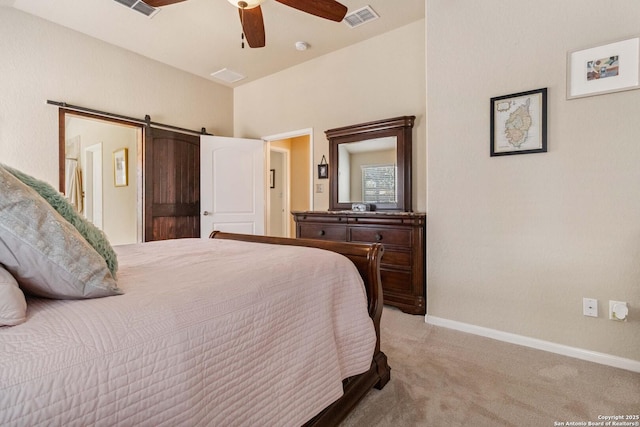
[[340, 307, 640, 427]]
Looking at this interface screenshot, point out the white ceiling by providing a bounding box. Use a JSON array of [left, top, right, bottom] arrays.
[[6, 0, 424, 87]]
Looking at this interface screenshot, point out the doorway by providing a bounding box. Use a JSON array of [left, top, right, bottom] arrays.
[[269, 148, 289, 237], [264, 129, 313, 238]]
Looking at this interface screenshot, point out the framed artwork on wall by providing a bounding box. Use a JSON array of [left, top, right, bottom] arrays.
[[490, 88, 547, 157], [113, 148, 128, 187], [567, 36, 640, 99], [270, 169, 275, 189], [317, 155, 329, 179]]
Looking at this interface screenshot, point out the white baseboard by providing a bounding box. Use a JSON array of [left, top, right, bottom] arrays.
[[425, 315, 640, 373]]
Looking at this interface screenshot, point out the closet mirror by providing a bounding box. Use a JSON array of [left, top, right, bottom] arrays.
[[58, 109, 143, 245], [326, 115, 415, 211]]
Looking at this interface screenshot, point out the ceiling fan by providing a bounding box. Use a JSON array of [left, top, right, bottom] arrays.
[[144, 0, 348, 48]]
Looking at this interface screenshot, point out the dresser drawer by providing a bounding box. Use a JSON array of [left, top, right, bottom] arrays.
[[381, 249, 411, 268], [298, 224, 347, 241], [380, 269, 412, 293], [295, 214, 346, 224], [349, 227, 412, 247]]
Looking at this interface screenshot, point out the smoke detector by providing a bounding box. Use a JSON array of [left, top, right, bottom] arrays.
[[295, 41, 310, 51]]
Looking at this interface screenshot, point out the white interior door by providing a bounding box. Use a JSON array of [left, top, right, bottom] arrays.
[[200, 135, 265, 238]]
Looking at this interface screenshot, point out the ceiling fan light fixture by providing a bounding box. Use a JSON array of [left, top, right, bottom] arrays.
[[227, 0, 265, 9]]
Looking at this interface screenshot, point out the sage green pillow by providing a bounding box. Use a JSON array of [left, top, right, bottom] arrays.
[[2, 164, 118, 276], [0, 165, 121, 299]]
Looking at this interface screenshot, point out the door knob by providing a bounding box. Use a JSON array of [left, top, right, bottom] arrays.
[[203, 211, 211, 216]]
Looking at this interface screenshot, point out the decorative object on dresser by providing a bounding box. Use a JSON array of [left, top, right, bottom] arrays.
[[294, 210, 426, 315]]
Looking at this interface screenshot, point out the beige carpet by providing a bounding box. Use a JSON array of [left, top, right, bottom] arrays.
[[341, 307, 640, 427]]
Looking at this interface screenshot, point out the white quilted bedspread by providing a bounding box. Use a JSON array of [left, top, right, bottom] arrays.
[[0, 238, 376, 427]]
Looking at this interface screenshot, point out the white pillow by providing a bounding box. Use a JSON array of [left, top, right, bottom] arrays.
[[0, 165, 121, 299], [0, 265, 27, 326]]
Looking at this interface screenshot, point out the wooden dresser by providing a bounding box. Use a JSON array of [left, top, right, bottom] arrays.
[[293, 211, 426, 315]]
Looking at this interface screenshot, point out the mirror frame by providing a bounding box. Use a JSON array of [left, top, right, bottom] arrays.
[[327, 115, 415, 212]]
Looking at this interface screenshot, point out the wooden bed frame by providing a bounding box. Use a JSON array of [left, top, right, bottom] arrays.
[[210, 231, 391, 426]]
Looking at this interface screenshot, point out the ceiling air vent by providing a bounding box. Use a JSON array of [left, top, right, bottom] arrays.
[[343, 5, 379, 29], [210, 68, 247, 84], [114, 0, 160, 18]]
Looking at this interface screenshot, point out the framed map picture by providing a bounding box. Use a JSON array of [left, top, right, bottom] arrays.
[[490, 88, 547, 157]]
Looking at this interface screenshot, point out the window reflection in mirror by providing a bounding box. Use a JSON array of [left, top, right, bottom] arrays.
[[337, 137, 397, 204]]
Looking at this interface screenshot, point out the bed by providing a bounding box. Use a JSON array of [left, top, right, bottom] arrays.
[[0, 231, 389, 426]]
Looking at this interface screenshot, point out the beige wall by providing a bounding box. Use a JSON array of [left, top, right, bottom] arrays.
[[234, 20, 426, 211], [426, 0, 640, 360], [0, 7, 233, 187]]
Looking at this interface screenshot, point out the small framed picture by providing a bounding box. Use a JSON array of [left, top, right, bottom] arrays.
[[113, 148, 128, 187], [317, 163, 328, 179], [270, 169, 275, 189], [490, 88, 547, 157], [567, 36, 640, 99]]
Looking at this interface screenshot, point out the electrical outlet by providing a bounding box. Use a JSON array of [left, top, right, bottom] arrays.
[[583, 298, 598, 317], [609, 300, 629, 321]]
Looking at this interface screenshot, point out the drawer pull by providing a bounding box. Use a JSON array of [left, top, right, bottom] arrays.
[[375, 233, 383, 241], [318, 230, 325, 236]]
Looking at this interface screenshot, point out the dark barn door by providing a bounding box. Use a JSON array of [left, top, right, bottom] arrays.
[[144, 127, 200, 241]]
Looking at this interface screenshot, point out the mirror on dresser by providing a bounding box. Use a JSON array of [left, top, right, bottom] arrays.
[[326, 116, 415, 212]]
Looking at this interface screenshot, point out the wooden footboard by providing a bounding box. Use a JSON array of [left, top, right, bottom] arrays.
[[209, 231, 391, 425]]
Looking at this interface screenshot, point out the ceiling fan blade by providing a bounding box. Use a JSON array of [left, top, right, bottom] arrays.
[[238, 5, 266, 48], [144, 0, 187, 7], [275, 0, 347, 22]]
